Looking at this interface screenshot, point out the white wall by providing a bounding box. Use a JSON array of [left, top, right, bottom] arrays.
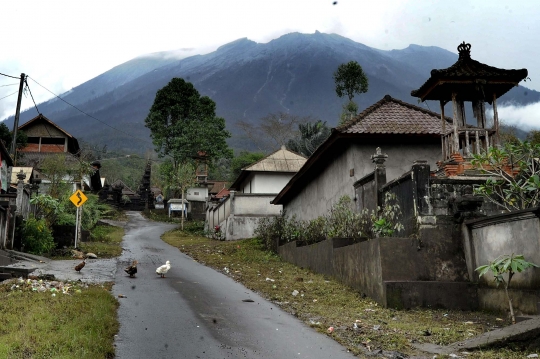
[[241, 172, 294, 194], [186, 186, 208, 202], [283, 141, 441, 221]]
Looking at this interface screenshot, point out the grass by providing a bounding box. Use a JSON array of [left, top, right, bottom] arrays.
[[49, 225, 125, 259], [0, 280, 118, 359], [162, 229, 537, 359]]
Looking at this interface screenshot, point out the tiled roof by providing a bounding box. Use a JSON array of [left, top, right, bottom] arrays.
[[336, 95, 450, 135], [208, 181, 228, 194], [243, 146, 307, 172], [411, 42, 528, 101]]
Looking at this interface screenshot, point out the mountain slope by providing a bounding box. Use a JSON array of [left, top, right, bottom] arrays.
[[7, 32, 538, 153]]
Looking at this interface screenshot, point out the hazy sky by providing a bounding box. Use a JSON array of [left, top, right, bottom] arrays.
[[1, 0, 539, 128]]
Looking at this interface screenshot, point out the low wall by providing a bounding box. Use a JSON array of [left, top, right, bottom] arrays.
[[465, 208, 540, 314], [279, 225, 474, 310]]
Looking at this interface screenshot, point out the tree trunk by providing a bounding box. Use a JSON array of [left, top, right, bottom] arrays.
[[506, 272, 516, 324]]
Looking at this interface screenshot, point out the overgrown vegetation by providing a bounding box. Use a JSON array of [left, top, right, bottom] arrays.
[[20, 216, 55, 255], [472, 141, 540, 211], [0, 280, 118, 359], [255, 194, 403, 252], [161, 230, 530, 358]]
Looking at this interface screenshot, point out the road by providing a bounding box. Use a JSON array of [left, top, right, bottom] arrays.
[[112, 212, 356, 359]]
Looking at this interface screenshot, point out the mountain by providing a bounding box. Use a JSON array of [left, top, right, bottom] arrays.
[[5, 32, 539, 153]]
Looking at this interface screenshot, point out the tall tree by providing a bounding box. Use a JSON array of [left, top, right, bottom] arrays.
[[237, 113, 314, 153], [144, 78, 232, 169], [287, 120, 331, 157], [333, 61, 368, 124]]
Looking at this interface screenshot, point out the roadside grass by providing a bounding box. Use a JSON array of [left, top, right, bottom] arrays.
[[162, 229, 535, 359], [0, 281, 118, 359], [49, 225, 125, 259]]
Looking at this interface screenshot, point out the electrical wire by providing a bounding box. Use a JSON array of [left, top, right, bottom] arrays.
[[0, 83, 18, 87], [0, 72, 19, 79], [0, 91, 18, 101], [27, 76, 154, 147], [24, 79, 40, 114]]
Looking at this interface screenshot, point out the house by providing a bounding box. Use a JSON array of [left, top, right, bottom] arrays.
[[272, 95, 449, 220], [17, 114, 80, 168], [206, 146, 306, 240], [0, 141, 17, 250]]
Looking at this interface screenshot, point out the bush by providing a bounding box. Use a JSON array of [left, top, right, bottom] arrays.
[[22, 216, 56, 255], [255, 194, 404, 252]]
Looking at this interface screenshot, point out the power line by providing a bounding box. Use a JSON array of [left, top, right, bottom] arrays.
[[0, 72, 19, 79], [0, 91, 18, 101], [0, 83, 18, 87], [24, 79, 40, 114], [27, 76, 154, 147]]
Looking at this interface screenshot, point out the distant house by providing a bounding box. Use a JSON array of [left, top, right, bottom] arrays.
[[206, 146, 306, 240], [272, 95, 450, 220], [17, 114, 80, 169]]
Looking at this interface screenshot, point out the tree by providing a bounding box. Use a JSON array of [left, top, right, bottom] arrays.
[[236, 113, 314, 153], [472, 141, 540, 211], [0, 122, 27, 163], [229, 151, 266, 182], [157, 160, 197, 230], [144, 78, 232, 170], [286, 120, 331, 157], [476, 254, 538, 324], [333, 61, 368, 124], [526, 129, 540, 146]]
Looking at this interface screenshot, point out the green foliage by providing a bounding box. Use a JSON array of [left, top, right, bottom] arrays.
[[30, 194, 68, 227], [98, 153, 148, 192], [80, 193, 112, 230], [334, 61, 369, 102], [229, 151, 266, 182], [21, 216, 56, 255], [0, 122, 27, 152], [255, 194, 404, 252], [40, 154, 76, 198], [144, 77, 232, 166], [286, 120, 331, 157], [338, 100, 359, 125], [476, 254, 538, 324], [526, 130, 540, 145], [157, 160, 197, 199], [471, 141, 540, 211]]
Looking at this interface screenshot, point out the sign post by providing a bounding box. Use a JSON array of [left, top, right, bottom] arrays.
[[70, 189, 88, 248]]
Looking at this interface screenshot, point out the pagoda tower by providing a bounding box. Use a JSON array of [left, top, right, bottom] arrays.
[[411, 42, 528, 171]]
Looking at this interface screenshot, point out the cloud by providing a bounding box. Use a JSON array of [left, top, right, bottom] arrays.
[[487, 101, 540, 130]]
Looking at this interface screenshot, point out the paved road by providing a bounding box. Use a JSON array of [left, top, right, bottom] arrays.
[[113, 212, 356, 359]]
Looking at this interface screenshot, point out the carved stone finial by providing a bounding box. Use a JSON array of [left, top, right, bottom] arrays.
[[371, 147, 388, 166], [16, 169, 26, 182], [457, 42, 471, 59]]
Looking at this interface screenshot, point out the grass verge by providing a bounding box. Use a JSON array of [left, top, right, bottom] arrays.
[[0, 280, 118, 359], [162, 229, 536, 359], [49, 225, 125, 259]]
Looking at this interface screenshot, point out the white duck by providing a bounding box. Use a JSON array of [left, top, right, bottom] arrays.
[[156, 260, 170, 278]]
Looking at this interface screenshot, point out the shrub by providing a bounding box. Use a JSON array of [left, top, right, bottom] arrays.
[[22, 216, 56, 255]]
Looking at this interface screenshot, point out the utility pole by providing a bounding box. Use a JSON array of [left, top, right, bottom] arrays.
[[11, 73, 26, 160]]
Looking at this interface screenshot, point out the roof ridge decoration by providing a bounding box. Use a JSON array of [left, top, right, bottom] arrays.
[[411, 42, 528, 102]]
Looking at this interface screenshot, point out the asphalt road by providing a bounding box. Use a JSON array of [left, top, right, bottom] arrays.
[[112, 212, 356, 359]]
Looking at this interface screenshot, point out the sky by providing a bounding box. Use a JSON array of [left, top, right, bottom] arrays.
[[1, 0, 540, 129]]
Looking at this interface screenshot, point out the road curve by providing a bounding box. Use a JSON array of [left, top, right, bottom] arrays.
[[113, 211, 356, 359]]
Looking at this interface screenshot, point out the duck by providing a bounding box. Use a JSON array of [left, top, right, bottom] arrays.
[[156, 260, 170, 278], [75, 259, 86, 273], [124, 260, 138, 277]]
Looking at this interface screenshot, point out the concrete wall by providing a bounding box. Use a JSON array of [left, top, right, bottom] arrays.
[[206, 193, 282, 240], [240, 172, 294, 194], [278, 220, 474, 310], [284, 142, 441, 221], [464, 208, 540, 314], [186, 186, 208, 202]]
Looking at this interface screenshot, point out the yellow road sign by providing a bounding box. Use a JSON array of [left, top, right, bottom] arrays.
[[70, 189, 88, 207]]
